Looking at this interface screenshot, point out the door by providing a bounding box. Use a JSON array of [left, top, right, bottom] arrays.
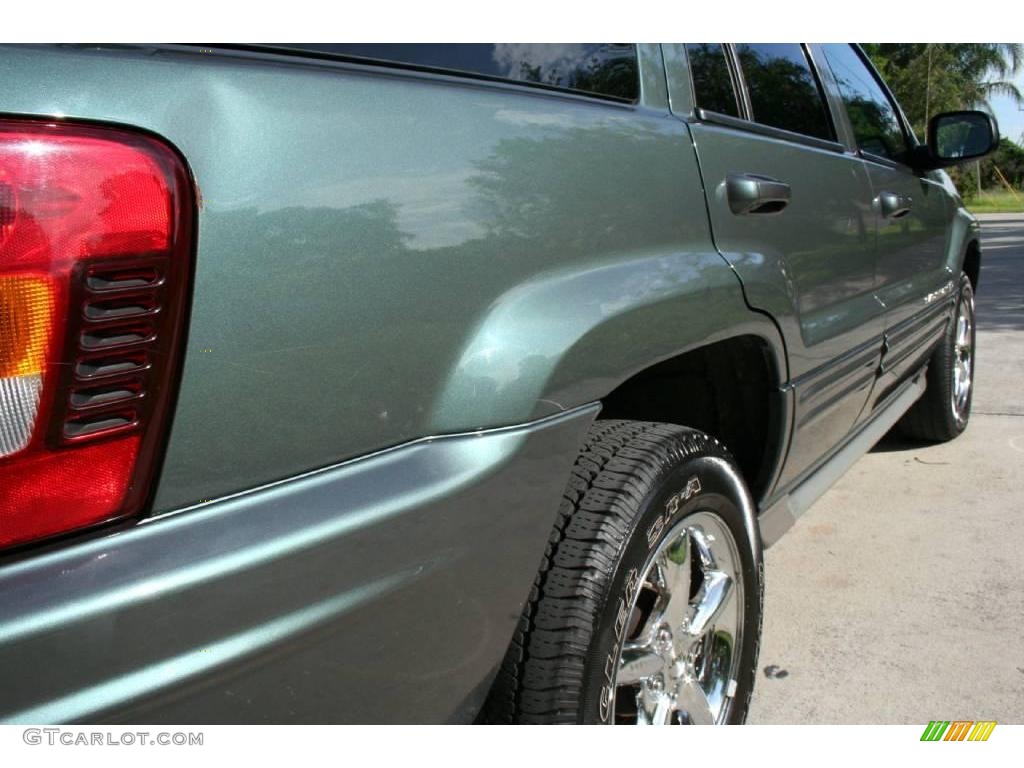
[[678, 43, 885, 490], [818, 44, 954, 411]]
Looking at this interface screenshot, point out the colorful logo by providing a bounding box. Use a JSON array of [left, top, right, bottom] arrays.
[[920, 721, 996, 741]]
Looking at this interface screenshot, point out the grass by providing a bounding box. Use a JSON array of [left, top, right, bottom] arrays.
[[964, 189, 1024, 214]]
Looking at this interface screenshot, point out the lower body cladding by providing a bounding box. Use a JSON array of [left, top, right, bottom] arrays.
[[0, 405, 600, 724], [758, 371, 927, 547]]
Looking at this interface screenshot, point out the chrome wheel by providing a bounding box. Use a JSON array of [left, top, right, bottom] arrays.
[[951, 283, 974, 423], [610, 511, 743, 725]]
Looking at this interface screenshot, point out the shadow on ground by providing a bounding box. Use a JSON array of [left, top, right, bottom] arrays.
[[869, 429, 931, 453]]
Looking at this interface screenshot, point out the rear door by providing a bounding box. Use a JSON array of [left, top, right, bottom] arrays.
[[817, 44, 953, 411], [677, 44, 883, 490]]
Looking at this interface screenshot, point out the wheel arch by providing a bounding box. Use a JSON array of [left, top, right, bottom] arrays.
[[962, 237, 981, 290], [598, 333, 789, 503], [429, 250, 788, 441]]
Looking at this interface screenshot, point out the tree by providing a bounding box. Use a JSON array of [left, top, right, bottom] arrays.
[[981, 137, 1024, 188], [864, 44, 1024, 196], [863, 44, 1023, 136]]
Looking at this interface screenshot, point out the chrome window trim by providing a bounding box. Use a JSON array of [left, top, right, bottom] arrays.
[[693, 107, 846, 154]]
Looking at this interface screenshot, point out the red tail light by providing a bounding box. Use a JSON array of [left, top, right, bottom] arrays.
[[0, 120, 193, 549]]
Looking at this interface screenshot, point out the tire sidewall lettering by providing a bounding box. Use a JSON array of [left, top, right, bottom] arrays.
[[598, 474, 702, 722], [645, 476, 701, 548]]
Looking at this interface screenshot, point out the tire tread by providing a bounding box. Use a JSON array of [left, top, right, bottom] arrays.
[[481, 419, 735, 723]]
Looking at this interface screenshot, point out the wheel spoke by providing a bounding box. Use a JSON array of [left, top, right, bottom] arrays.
[[659, 537, 692, 633], [617, 648, 665, 686], [957, 303, 972, 347], [635, 683, 673, 725], [653, 694, 674, 725], [626, 582, 670, 651], [629, 539, 692, 643], [676, 678, 715, 725], [687, 572, 732, 638], [684, 527, 734, 638], [709, 584, 740, 650]]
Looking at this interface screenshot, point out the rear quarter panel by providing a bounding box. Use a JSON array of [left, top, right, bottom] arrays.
[[0, 44, 780, 511]]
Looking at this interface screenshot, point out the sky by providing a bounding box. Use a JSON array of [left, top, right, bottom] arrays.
[[989, 66, 1024, 145]]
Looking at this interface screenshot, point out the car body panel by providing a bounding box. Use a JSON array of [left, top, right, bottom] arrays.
[[680, 119, 884, 488], [665, 43, 980, 497], [867, 163, 952, 335], [693, 129, 883, 370], [0, 43, 783, 514], [0, 404, 598, 723], [809, 43, 967, 418]]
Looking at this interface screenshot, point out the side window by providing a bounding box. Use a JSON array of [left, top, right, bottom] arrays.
[[269, 44, 639, 102], [820, 44, 909, 163], [735, 44, 834, 141], [685, 44, 740, 117]]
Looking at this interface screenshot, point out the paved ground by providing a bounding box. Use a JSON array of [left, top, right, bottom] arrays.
[[749, 213, 1024, 724]]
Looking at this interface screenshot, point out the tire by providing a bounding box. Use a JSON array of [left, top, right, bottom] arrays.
[[899, 272, 976, 442], [482, 420, 763, 724]]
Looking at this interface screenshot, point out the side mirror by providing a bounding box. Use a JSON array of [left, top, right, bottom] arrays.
[[917, 110, 999, 169]]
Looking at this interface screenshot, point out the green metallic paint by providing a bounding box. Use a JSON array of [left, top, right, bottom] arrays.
[[662, 43, 695, 118], [684, 119, 884, 486], [0, 405, 600, 723], [0, 43, 782, 512], [667, 42, 980, 495], [0, 42, 988, 725], [637, 43, 671, 112]]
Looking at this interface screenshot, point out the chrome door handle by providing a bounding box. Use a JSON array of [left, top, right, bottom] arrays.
[[726, 173, 792, 215], [877, 191, 913, 219]]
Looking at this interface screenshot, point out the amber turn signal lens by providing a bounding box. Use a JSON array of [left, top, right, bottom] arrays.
[[0, 275, 55, 378]]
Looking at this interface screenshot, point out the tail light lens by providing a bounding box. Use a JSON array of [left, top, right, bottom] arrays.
[[0, 120, 193, 549]]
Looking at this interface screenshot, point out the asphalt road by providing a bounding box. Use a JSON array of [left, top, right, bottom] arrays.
[[749, 213, 1024, 724]]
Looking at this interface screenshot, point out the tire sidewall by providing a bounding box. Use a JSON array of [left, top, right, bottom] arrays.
[[579, 452, 763, 724]]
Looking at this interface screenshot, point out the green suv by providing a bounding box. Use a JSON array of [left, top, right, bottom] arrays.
[[0, 43, 996, 724]]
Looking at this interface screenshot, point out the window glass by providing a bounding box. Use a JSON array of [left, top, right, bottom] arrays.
[[735, 44, 834, 140], [685, 44, 740, 117], [272, 44, 639, 102], [821, 44, 908, 162]]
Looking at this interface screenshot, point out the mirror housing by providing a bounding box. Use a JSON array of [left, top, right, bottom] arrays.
[[913, 110, 1000, 170]]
